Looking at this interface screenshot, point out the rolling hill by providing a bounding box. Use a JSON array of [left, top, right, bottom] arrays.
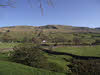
[[0, 25, 99, 45], [0, 25, 100, 33]]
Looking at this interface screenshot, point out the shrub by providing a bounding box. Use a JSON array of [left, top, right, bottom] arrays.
[[73, 37, 81, 45], [11, 43, 48, 69], [11, 43, 66, 73], [68, 58, 100, 75], [48, 62, 65, 73]]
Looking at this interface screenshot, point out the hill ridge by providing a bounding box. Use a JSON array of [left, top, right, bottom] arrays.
[[0, 25, 100, 33]]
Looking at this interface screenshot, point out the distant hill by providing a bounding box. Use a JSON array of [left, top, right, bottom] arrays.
[[0, 25, 100, 33], [95, 27, 100, 30], [0, 25, 100, 45]]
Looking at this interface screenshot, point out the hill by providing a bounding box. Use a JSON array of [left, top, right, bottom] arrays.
[[0, 25, 100, 45], [95, 27, 100, 30], [0, 25, 100, 33]]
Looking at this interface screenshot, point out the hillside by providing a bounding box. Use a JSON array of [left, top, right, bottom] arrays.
[[0, 61, 65, 75], [0, 25, 100, 33], [0, 25, 100, 74], [95, 27, 100, 30], [0, 25, 100, 45]]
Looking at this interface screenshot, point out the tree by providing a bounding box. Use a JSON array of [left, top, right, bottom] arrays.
[[52, 36, 68, 46], [11, 43, 48, 69], [11, 43, 66, 72], [0, 0, 54, 15], [73, 37, 81, 45], [1, 31, 12, 42], [68, 59, 100, 74], [0, 0, 15, 7], [92, 39, 100, 45], [6, 30, 10, 32], [32, 29, 44, 45]]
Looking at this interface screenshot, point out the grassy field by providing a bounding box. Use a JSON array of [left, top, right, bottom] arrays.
[[0, 43, 100, 74], [0, 61, 66, 75], [0, 43, 19, 49], [0, 43, 20, 52], [0, 52, 66, 75], [0, 25, 100, 45], [54, 45, 100, 57], [0, 25, 99, 74], [0, 43, 69, 75], [45, 53, 71, 73]]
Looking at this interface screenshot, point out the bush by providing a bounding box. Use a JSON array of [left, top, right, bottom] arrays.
[[11, 43, 66, 73], [11, 43, 48, 69], [48, 62, 65, 73], [68, 58, 100, 75]]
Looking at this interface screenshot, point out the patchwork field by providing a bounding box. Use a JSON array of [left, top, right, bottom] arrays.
[[0, 43, 20, 52], [54, 45, 100, 57], [0, 42, 100, 74], [0, 43, 19, 48]]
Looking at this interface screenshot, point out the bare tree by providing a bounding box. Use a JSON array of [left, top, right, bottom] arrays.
[[0, 0, 15, 7], [0, 0, 54, 15]]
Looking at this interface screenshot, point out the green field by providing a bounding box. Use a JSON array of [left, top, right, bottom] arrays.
[[0, 43, 100, 74], [0, 43, 20, 53], [0, 61, 66, 75], [54, 45, 100, 57], [0, 43, 68, 75], [46, 54, 71, 73], [0, 52, 66, 75], [0, 25, 100, 45], [0, 43, 19, 48]]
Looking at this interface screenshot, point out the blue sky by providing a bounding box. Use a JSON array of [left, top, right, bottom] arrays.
[[0, 0, 100, 28]]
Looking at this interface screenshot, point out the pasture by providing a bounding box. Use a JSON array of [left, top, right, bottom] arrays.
[[0, 61, 66, 75], [54, 45, 100, 57], [0, 43, 100, 74], [0, 43, 20, 52], [0, 43, 69, 75], [0, 43, 18, 48], [0, 52, 66, 75]]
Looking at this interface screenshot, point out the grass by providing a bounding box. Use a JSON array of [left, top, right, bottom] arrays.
[[0, 43, 19, 49], [54, 45, 100, 57], [0, 44, 68, 75], [0, 43, 70, 73], [0, 43, 100, 74], [44, 52, 71, 73], [0, 53, 10, 61], [0, 52, 66, 75], [0, 61, 66, 75], [0, 43, 20, 53]]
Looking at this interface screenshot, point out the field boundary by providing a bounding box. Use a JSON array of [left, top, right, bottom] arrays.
[[43, 49, 100, 60]]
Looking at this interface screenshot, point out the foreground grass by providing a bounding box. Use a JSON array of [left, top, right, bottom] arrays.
[[0, 61, 66, 75], [54, 45, 100, 57], [46, 53, 71, 73], [0, 43, 69, 74], [0, 52, 66, 75]]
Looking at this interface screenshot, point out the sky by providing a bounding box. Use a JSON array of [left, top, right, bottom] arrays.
[[0, 0, 100, 28]]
